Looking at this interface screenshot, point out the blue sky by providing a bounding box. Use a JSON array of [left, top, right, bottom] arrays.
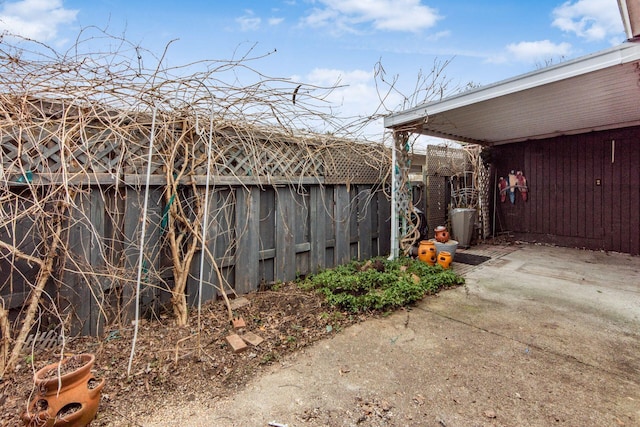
[[0, 0, 628, 142]]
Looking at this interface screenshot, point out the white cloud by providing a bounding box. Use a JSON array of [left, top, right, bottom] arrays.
[[552, 0, 624, 41], [236, 10, 284, 31], [268, 17, 285, 26], [306, 68, 380, 109], [236, 10, 261, 31], [0, 0, 77, 41], [306, 68, 371, 86], [301, 0, 441, 34], [296, 67, 404, 139], [426, 30, 450, 42], [505, 40, 573, 63]]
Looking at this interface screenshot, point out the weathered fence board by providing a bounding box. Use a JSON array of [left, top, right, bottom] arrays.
[[258, 187, 276, 285], [334, 186, 351, 265], [323, 186, 336, 269], [121, 186, 165, 322], [275, 188, 296, 281], [234, 187, 260, 294], [61, 192, 94, 335], [358, 186, 373, 259], [294, 188, 311, 277], [377, 189, 391, 256], [349, 188, 359, 260], [310, 186, 326, 273]]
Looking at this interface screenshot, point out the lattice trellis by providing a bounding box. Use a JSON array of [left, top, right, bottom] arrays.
[[0, 121, 166, 178], [477, 157, 491, 239], [426, 145, 468, 176], [424, 144, 490, 241], [322, 144, 389, 185], [425, 145, 467, 235], [426, 175, 448, 236], [0, 99, 389, 185]]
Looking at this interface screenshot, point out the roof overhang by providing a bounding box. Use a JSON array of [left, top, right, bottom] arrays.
[[384, 42, 640, 146], [618, 0, 640, 39]]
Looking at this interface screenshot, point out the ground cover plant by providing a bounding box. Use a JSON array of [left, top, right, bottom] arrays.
[[299, 257, 465, 312]]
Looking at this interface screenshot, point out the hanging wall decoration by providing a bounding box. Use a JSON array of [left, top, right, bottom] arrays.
[[498, 170, 529, 203], [516, 170, 528, 201], [508, 170, 517, 204], [498, 176, 507, 202]]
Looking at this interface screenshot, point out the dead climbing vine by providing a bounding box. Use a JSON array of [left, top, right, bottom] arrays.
[[0, 27, 394, 378]]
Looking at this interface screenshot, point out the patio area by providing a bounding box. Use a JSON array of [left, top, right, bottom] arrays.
[[141, 243, 640, 426]]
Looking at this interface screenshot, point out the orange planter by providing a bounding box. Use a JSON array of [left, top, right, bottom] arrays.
[[434, 226, 450, 243], [437, 251, 453, 269], [417, 240, 437, 265], [22, 353, 105, 427]]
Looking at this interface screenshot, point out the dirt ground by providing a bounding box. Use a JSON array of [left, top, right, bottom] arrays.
[[1, 281, 372, 426], [2, 243, 639, 427]]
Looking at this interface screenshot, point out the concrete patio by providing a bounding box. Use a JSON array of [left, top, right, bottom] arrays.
[[142, 243, 640, 426]]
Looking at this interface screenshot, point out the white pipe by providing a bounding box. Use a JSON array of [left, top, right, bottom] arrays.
[[128, 103, 158, 376], [388, 134, 398, 260], [197, 88, 215, 327]]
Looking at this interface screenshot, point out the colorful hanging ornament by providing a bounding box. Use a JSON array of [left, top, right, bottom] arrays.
[[516, 170, 528, 201], [498, 177, 507, 202], [508, 171, 517, 204]]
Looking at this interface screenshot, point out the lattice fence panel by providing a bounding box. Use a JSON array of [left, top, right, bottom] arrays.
[[426, 145, 467, 176], [0, 124, 170, 178], [426, 175, 447, 238], [0, 99, 389, 184], [322, 145, 388, 185]]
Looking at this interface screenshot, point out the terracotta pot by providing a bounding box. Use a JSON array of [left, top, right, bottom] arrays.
[[437, 251, 453, 269], [434, 226, 450, 243], [417, 240, 437, 265], [22, 353, 105, 427]]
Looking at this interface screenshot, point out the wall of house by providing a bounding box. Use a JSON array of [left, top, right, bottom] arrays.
[[492, 126, 640, 255]]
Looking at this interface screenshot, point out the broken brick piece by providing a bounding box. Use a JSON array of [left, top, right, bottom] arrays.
[[241, 331, 264, 347], [232, 317, 246, 329], [225, 334, 248, 353]]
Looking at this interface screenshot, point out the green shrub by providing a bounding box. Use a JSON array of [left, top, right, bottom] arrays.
[[299, 257, 464, 312]]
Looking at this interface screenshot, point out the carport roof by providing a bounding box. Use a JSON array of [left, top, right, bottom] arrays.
[[383, 42, 640, 146]]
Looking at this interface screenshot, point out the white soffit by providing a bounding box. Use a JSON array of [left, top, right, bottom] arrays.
[[384, 42, 640, 145]]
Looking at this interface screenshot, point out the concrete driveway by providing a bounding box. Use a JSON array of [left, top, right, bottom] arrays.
[[142, 244, 640, 427]]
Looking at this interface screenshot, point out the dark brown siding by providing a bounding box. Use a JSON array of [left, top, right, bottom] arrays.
[[492, 126, 640, 255]]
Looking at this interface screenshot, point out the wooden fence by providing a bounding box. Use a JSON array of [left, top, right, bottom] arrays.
[[0, 99, 392, 337], [2, 181, 391, 336]]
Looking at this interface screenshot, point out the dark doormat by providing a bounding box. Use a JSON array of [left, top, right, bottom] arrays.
[[454, 253, 491, 266]]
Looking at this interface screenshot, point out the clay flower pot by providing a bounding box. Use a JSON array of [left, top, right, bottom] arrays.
[[434, 225, 450, 243], [22, 353, 105, 427], [417, 240, 437, 265], [437, 251, 453, 269]]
